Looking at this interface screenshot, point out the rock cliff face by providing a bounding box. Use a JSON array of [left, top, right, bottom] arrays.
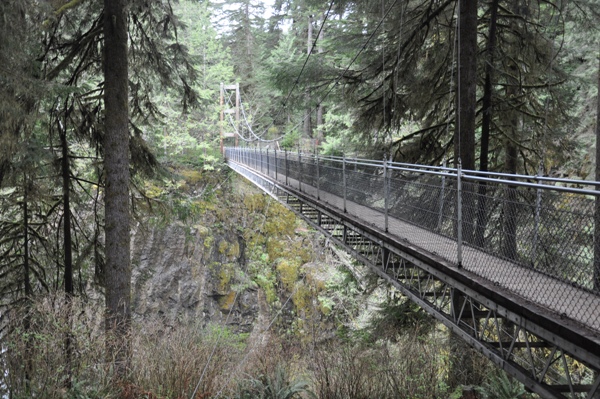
[[128, 171, 322, 335], [130, 221, 259, 329]]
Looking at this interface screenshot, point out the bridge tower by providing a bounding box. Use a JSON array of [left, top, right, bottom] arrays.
[[220, 82, 240, 154]]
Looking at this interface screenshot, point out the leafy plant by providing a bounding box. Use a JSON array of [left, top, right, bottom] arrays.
[[236, 364, 316, 399], [476, 372, 532, 399]]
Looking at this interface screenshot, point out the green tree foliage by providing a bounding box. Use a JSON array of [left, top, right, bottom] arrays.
[[259, 0, 598, 174], [147, 0, 234, 168], [0, 1, 198, 379]]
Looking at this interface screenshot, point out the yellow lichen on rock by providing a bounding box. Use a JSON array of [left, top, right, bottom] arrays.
[[276, 258, 301, 292], [218, 239, 229, 254], [227, 241, 240, 258], [180, 169, 204, 185], [218, 291, 237, 311]]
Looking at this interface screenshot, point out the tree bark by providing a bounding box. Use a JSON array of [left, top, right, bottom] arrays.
[[456, 0, 477, 246], [304, 15, 313, 140], [475, 0, 499, 247], [594, 51, 600, 291], [59, 118, 73, 296], [103, 0, 131, 372], [456, 0, 477, 172]]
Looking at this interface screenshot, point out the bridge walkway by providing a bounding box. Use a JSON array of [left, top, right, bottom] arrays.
[[226, 148, 600, 399], [285, 169, 600, 332]]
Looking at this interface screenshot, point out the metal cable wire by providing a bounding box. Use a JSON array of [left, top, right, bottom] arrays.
[[231, 0, 399, 146], [228, 147, 600, 330]]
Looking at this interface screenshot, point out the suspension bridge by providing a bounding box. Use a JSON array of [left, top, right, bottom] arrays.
[[224, 146, 600, 399]]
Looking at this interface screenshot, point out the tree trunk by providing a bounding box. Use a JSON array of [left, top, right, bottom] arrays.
[[23, 173, 32, 298], [316, 16, 325, 148], [475, 0, 499, 247], [456, 0, 477, 172], [22, 171, 33, 388], [304, 15, 313, 140], [594, 51, 600, 291], [448, 1, 479, 389], [502, 0, 522, 262], [58, 114, 75, 388], [103, 0, 131, 373], [59, 118, 73, 296], [456, 0, 477, 245]]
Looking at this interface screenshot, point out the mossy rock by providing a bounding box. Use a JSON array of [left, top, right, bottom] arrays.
[[218, 239, 229, 254], [194, 224, 210, 237], [218, 291, 237, 311], [204, 235, 215, 249], [179, 169, 204, 185], [217, 263, 236, 293], [276, 258, 301, 292], [227, 241, 240, 258]]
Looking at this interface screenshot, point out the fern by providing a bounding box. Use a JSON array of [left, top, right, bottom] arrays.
[[477, 372, 529, 399]]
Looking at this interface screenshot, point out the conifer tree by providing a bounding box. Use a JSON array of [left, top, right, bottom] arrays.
[[103, 0, 131, 369]]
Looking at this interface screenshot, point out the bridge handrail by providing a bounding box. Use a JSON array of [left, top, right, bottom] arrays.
[[235, 147, 600, 196]]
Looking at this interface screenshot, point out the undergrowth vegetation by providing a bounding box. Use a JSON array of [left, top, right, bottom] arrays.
[[0, 168, 535, 399], [2, 293, 496, 399]]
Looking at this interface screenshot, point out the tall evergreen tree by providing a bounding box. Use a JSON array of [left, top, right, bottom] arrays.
[[103, 0, 131, 368]]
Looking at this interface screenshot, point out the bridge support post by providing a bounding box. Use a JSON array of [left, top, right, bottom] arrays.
[[299, 149, 302, 192], [457, 160, 463, 268], [285, 150, 289, 186], [274, 149, 278, 181], [533, 165, 542, 264], [316, 151, 320, 200], [438, 158, 446, 231], [382, 247, 390, 272], [343, 155, 347, 212], [266, 149, 270, 177], [384, 157, 389, 232]]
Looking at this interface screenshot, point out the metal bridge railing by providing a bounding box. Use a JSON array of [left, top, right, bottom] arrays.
[[226, 147, 600, 326]]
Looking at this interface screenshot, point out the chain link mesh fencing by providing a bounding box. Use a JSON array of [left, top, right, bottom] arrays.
[[226, 148, 600, 329]]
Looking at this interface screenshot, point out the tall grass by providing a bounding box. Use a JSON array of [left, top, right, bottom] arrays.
[[1, 294, 495, 399], [311, 333, 450, 399]]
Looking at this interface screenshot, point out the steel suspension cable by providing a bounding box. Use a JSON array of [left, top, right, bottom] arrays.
[[233, 1, 336, 144], [312, 0, 400, 115], [255, 0, 401, 148]]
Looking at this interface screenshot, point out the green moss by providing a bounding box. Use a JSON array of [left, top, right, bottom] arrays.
[[276, 258, 301, 292], [144, 182, 164, 198], [264, 205, 296, 236], [255, 271, 277, 304], [292, 282, 312, 315], [244, 194, 266, 212], [218, 291, 236, 311], [227, 241, 240, 258], [204, 235, 214, 249], [218, 240, 229, 254]]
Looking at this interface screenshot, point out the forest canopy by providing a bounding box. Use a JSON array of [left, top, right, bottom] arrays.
[[0, 0, 598, 396]]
